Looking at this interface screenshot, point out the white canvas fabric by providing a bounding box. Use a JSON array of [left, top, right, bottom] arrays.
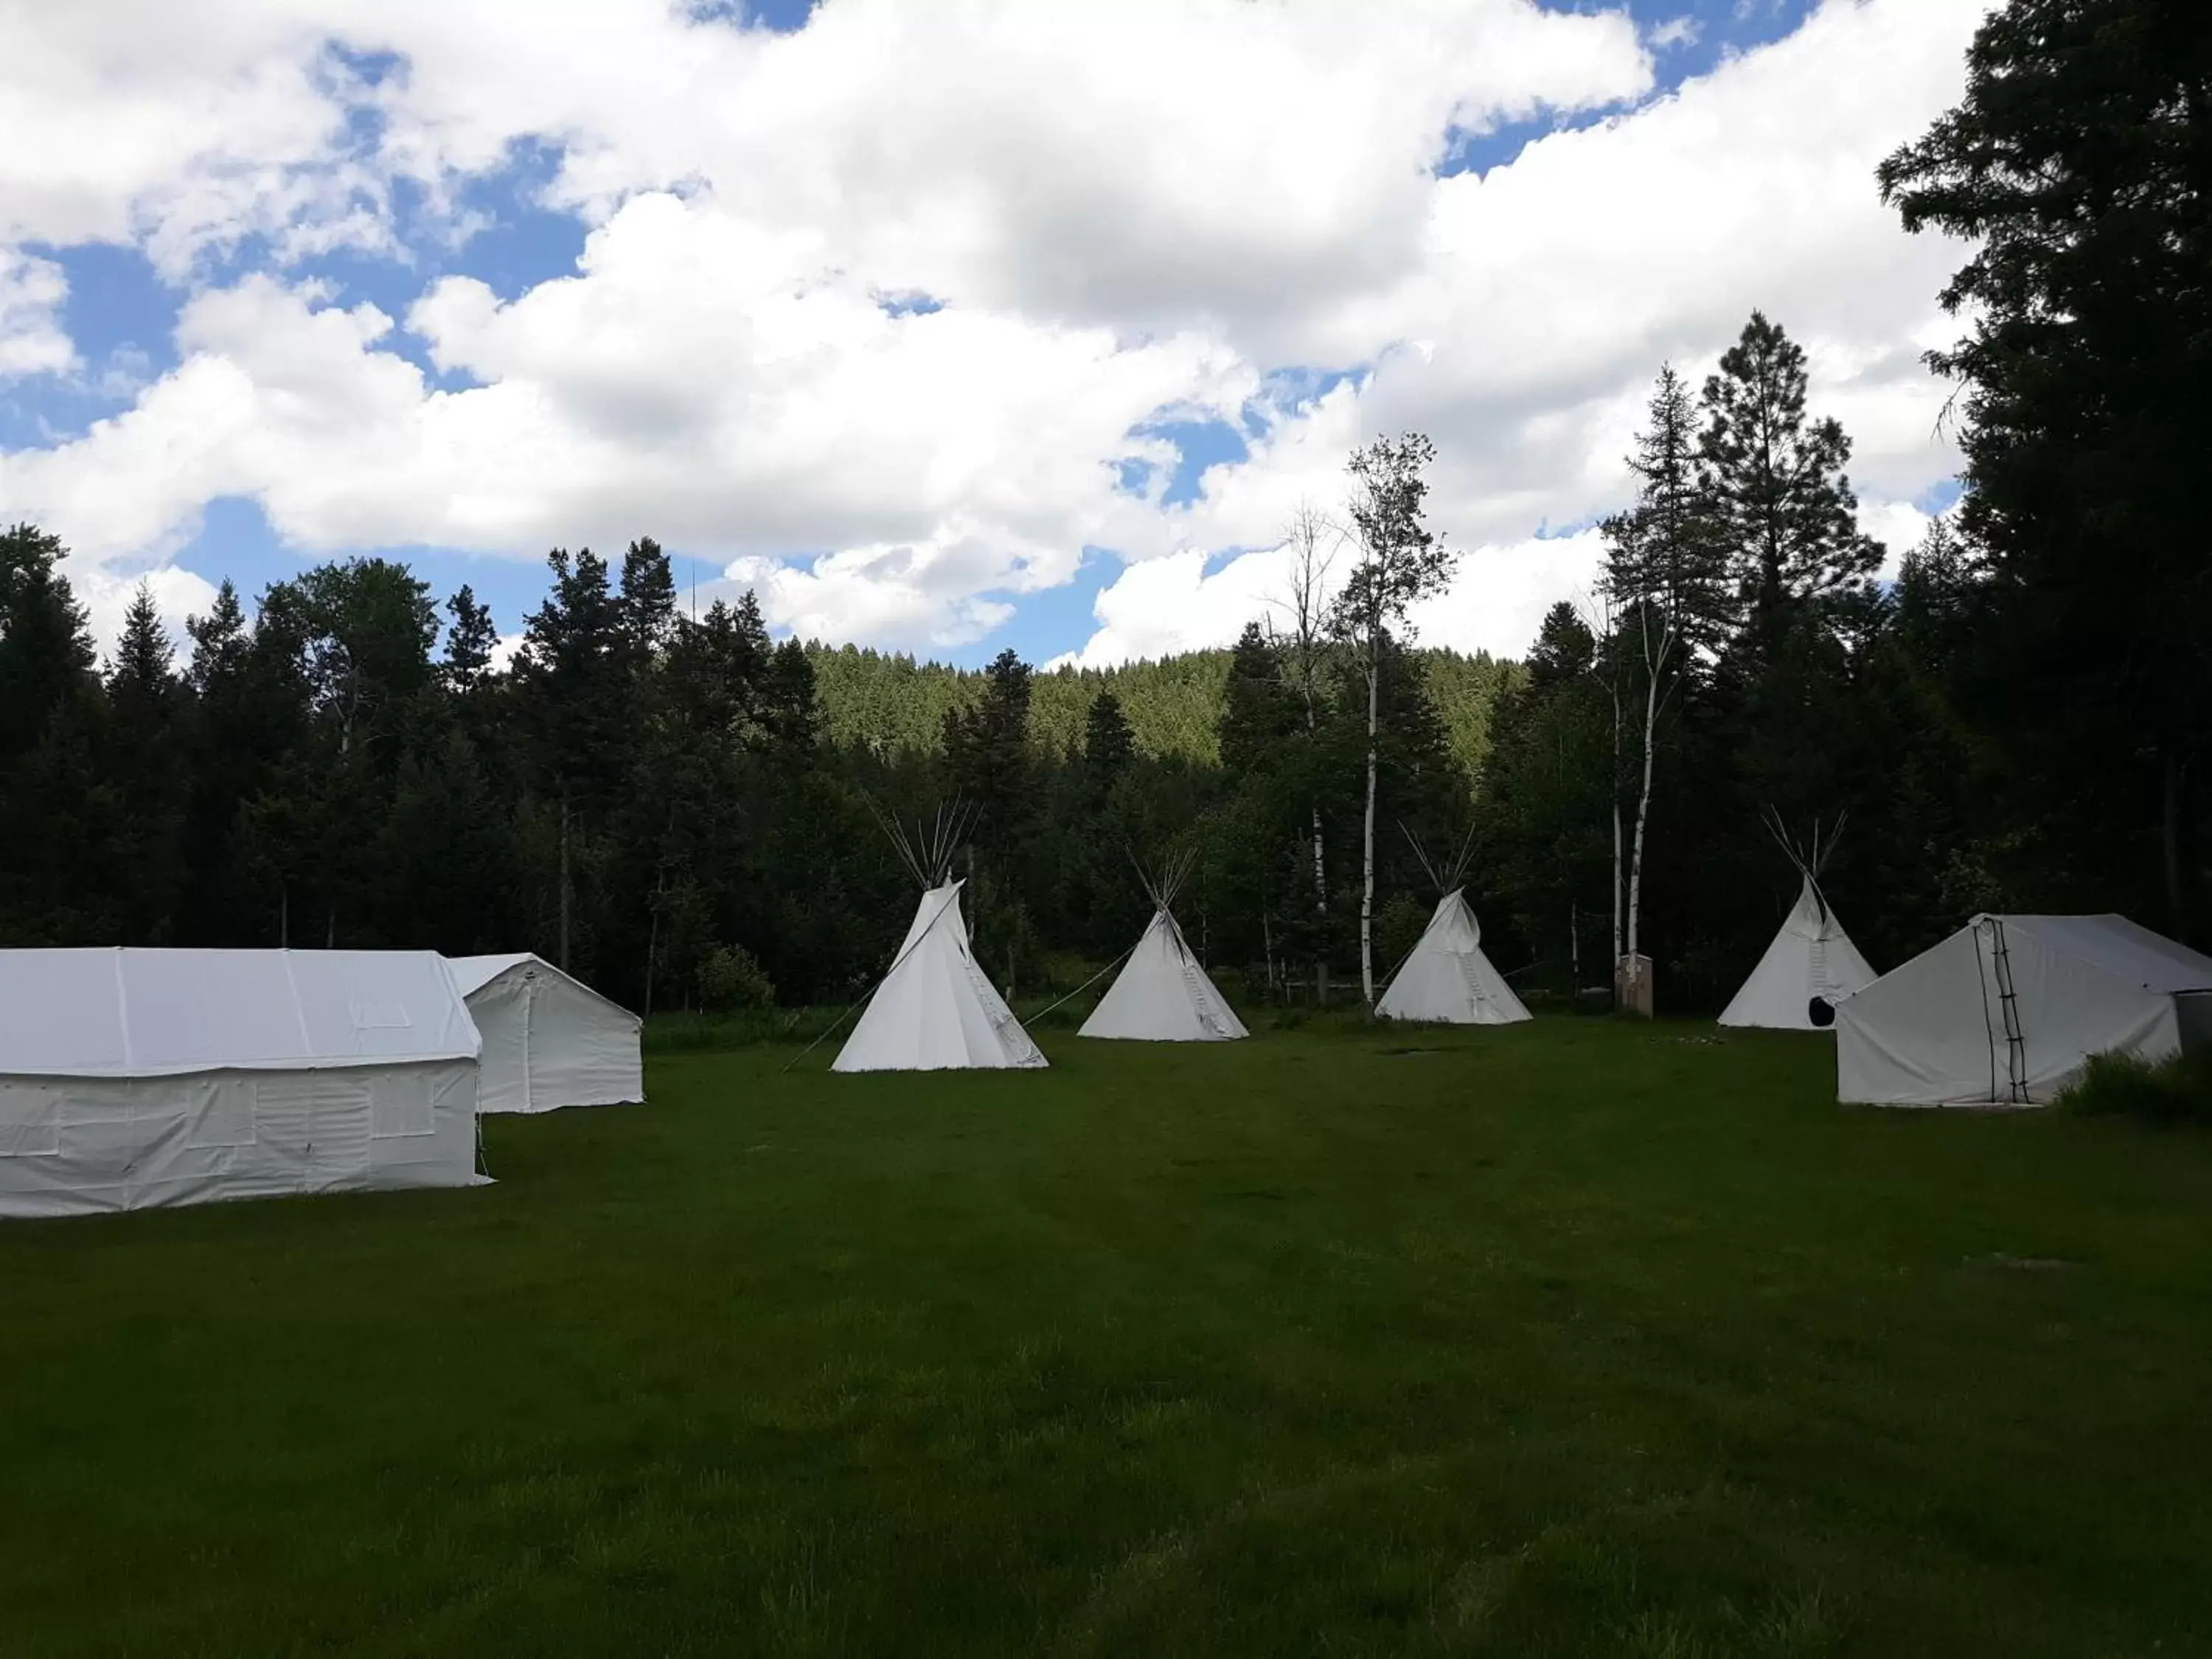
[[0, 949, 483, 1220], [1375, 890, 1531, 1025], [1719, 875, 1879, 1030], [1081, 908, 1248, 1041], [833, 883, 1048, 1072], [447, 954, 643, 1114], [1834, 914, 2212, 1105]]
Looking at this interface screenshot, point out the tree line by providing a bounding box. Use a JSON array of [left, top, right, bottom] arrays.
[[805, 639, 1512, 777], [0, 514, 1479, 1012], [1, 0, 2202, 1016]]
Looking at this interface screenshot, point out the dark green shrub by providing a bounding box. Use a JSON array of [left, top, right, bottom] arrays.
[[2059, 1049, 2212, 1127], [697, 944, 777, 1012], [1373, 894, 1430, 978]]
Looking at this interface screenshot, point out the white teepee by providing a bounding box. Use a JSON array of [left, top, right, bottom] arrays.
[[1081, 850, 1248, 1042], [1719, 810, 1878, 1030], [1375, 827, 1531, 1025], [833, 801, 1047, 1074]]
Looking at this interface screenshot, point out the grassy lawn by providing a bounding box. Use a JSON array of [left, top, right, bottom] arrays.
[[3, 1018, 2209, 1657]]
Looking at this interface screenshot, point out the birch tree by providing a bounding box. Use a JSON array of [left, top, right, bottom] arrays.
[[1267, 501, 1341, 1004], [1579, 582, 1627, 972], [1600, 364, 1728, 998], [1330, 434, 1458, 1005]]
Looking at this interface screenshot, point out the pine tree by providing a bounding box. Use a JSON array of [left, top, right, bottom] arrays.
[[442, 584, 500, 692], [186, 580, 251, 695], [1476, 606, 1614, 994], [0, 708, 124, 945], [1600, 363, 1731, 997], [1368, 631, 1465, 847], [375, 728, 513, 953], [102, 583, 188, 941], [1208, 623, 1307, 992], [0, 523, 96, 771], [618, 537, 678, 667], [513, 547, 630, 967], [0, 526, 115, 942], [1892, 516, 1981, 673], [1332, 434, 1459, 1004], [1082, 689, 1135, 782], [1606, 364, 1731, 653], [942, 647, 1037, 989], [1523, 602, 1596, 694], [178, 581, 265, 942], [1218, 622, 1295, 774], [1698, 313, 1885, 650], [515, 546, 628, 807], [943, 647, 1034, 854], [1879, 0, 2212, 934], [108, 583, 178, 716], [762, 637, 819, 756]]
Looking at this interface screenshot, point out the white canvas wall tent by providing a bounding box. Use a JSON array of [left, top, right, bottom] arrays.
[[1374, 826, 1531, 1026], [1081, 848, 1248, 1042], [832, 799, 1048, 1073], [1719, 810, 1879, 1030], [0, 948, 484, 1221], [1834, 914, 2212, 1106], [445, 954, 643, 1113]]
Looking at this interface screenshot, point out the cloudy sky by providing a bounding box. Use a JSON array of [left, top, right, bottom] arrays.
[[0, 0, 1986, 671]]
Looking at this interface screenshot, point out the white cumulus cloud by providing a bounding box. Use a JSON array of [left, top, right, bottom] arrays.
[[0, 248, 76, 378], [0, 0, 1992, 663]]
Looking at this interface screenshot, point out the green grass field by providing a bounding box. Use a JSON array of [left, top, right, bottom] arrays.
[[3, 1019, 2209, 1657]]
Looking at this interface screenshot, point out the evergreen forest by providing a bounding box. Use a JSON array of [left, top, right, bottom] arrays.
[[2, 0, 2205, 1019]]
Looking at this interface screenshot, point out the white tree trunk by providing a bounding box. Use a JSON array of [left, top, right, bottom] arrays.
[[1627, 659, 1661, 964], [1360, 651, 1379, 1005], [558, 796, 572, 971], [1309, 803, 1329, 1006], [1281, 504, 1337, 1007], [1611, 801, 1623, 962], [1609, 687, 1624, 964]]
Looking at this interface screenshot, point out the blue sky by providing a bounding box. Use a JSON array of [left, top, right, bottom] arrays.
[[0, 0, 1966, 670]]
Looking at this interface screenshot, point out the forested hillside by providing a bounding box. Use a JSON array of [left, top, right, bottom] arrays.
[[807, 642, 1516, 774]]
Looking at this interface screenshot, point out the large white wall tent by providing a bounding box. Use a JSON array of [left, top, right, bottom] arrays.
[[0, 949, 483, 1221], [446, 954, 644, 1114], [834, 881, 1048, 1073], [1834, 914, 2212, 1106]]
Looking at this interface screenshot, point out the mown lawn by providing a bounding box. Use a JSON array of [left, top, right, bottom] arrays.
[[2, 1018, 2208, 1658]]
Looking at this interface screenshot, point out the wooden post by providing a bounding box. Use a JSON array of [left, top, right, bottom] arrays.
[[1614, 952, 1654, 1018]]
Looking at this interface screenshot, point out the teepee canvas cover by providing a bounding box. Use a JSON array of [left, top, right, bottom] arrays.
[[1834, 914, 2212, 1106], [1719, 812, 1878, 1030], [833, 801, 1046, 1073], [1082, 853, 1246, 1042], [1375, 826, 1530, 1025], [835, 882, 1047, 1071], [0, 948, 483, 1221], [445, 954, 644, 1114], [1377, 891, 1532, 1024]]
